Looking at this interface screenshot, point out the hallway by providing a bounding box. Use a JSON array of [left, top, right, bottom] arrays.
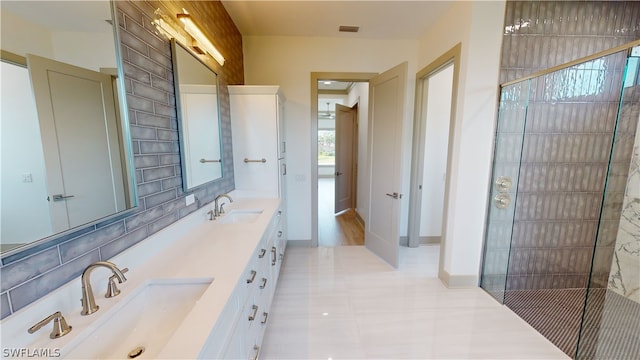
[[318, 177, 364, 247]]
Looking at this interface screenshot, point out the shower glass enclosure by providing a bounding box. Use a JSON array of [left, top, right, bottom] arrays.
[[480, 42, 640, 359]]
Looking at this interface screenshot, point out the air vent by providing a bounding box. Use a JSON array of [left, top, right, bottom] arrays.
[[339, 25, 360, 33]]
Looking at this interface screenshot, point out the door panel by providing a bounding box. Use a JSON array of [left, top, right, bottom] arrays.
[[28, 54, 125, 231], [365, 62, 407, 268], [334, 104, 356, 213]]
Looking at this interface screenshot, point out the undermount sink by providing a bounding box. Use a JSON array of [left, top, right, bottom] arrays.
[[217, 209, 263, 224], [61, 278, 212, 359]]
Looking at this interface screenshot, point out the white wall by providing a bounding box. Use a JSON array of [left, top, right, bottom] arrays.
[[243, 36, 418, 241], [1, 10, 54, 59], [2, 10, 115, 70], [51, 31, 117, 71], [417, 1, 505, 279], [420, 64, 454, 237]]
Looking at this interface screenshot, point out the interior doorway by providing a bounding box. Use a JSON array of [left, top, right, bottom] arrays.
[[311, 72, 376, 247], [408, 44, 461, 280]]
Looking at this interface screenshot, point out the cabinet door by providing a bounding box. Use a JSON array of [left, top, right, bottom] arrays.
[[231, 94, 279, 197]]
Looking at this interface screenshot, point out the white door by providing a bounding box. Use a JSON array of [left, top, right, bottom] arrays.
[[365, 62, 408, 268], [28, 54, 126, 231], [334, 104, 356, 213]]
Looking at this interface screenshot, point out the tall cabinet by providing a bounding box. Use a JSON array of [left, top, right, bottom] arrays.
[[229, 85, 286, 199], [228, 85, 287, 358]]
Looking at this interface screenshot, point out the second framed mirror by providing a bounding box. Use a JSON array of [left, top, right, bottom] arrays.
[[171, 39, 223, 191]]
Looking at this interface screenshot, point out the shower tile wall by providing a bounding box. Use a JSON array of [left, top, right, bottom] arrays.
[[0, 0, 243, 319], [500, 1, 640, 84]]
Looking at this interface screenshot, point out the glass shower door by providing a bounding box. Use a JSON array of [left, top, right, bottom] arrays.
[[577, 46, 640, 360], [480, 80, 530, 303]]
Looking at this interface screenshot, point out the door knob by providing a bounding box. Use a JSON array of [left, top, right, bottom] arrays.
[[51, 194, 74, 202], [336, 171, 343, 176], [385, 192, 402, 199]]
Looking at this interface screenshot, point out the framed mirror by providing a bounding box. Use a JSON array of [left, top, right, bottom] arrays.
[[171, 39, 223, 191], [0, 1, 137, 256]]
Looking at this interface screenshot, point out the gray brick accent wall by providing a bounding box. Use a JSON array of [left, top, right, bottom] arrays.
[[0, 0, 241, 319]]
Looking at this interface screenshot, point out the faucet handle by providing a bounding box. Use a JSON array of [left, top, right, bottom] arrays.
[[219, 203, 227, 215], [28, 311, 72, 339], [105, 268, 129, 298]]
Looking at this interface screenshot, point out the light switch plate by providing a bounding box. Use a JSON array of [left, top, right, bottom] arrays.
[[185, 194, 195, 206]]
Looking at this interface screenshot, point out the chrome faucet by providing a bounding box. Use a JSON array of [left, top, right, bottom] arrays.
[[80, 261, 127, 315], [213, 193, 233, 219]]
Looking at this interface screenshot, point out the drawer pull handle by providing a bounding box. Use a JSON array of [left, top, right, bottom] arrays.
[[248, 305, 258, 321], [247, 270, 257, 284], [261, 312, 269, 324], [252, 345, 260, 360], [260, 277, 268, 289], [277, 231, 283, 238], [271, 247, 277, 266], [258, 248, 266, 258]]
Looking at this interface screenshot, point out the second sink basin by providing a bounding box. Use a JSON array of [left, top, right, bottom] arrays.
[[61, 277, 212, 359], [217, 209, 263, 224]]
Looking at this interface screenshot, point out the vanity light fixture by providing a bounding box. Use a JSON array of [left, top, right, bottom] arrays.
[[152, 17, 189, 45], [177, 9, 226, 66]]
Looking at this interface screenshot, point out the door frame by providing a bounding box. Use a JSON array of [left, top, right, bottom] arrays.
[[311, 72, 376, 247], [407, 44, 461, 280]]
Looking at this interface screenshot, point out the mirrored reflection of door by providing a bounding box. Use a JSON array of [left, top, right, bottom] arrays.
[[28, 54, 126, 231], [179, 84, 222, 189], [334, 103, 356, 214]]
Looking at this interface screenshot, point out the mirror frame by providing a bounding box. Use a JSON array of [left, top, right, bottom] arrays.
[[170, 39, 225, 192], [1, 0, 138, 262]]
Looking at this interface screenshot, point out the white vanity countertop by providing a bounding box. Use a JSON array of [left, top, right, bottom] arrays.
[[1, 197, 280, 359]]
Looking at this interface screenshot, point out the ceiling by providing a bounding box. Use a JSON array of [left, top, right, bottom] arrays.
[[220, 1, 456, 40]]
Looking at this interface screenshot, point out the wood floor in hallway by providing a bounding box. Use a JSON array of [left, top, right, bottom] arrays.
[[318, 177, 364, 246]]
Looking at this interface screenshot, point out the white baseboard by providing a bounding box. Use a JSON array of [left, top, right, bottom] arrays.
[[439, 269, 478, 288]]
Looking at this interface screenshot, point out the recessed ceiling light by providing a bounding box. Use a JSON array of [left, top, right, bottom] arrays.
[[339, 25, 359, 33]]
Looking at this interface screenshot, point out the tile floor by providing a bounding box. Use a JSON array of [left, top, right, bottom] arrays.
[[261, 245, 570, 359]]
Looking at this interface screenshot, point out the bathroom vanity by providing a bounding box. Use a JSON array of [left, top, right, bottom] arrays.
[[0, 197, 286, 359]]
